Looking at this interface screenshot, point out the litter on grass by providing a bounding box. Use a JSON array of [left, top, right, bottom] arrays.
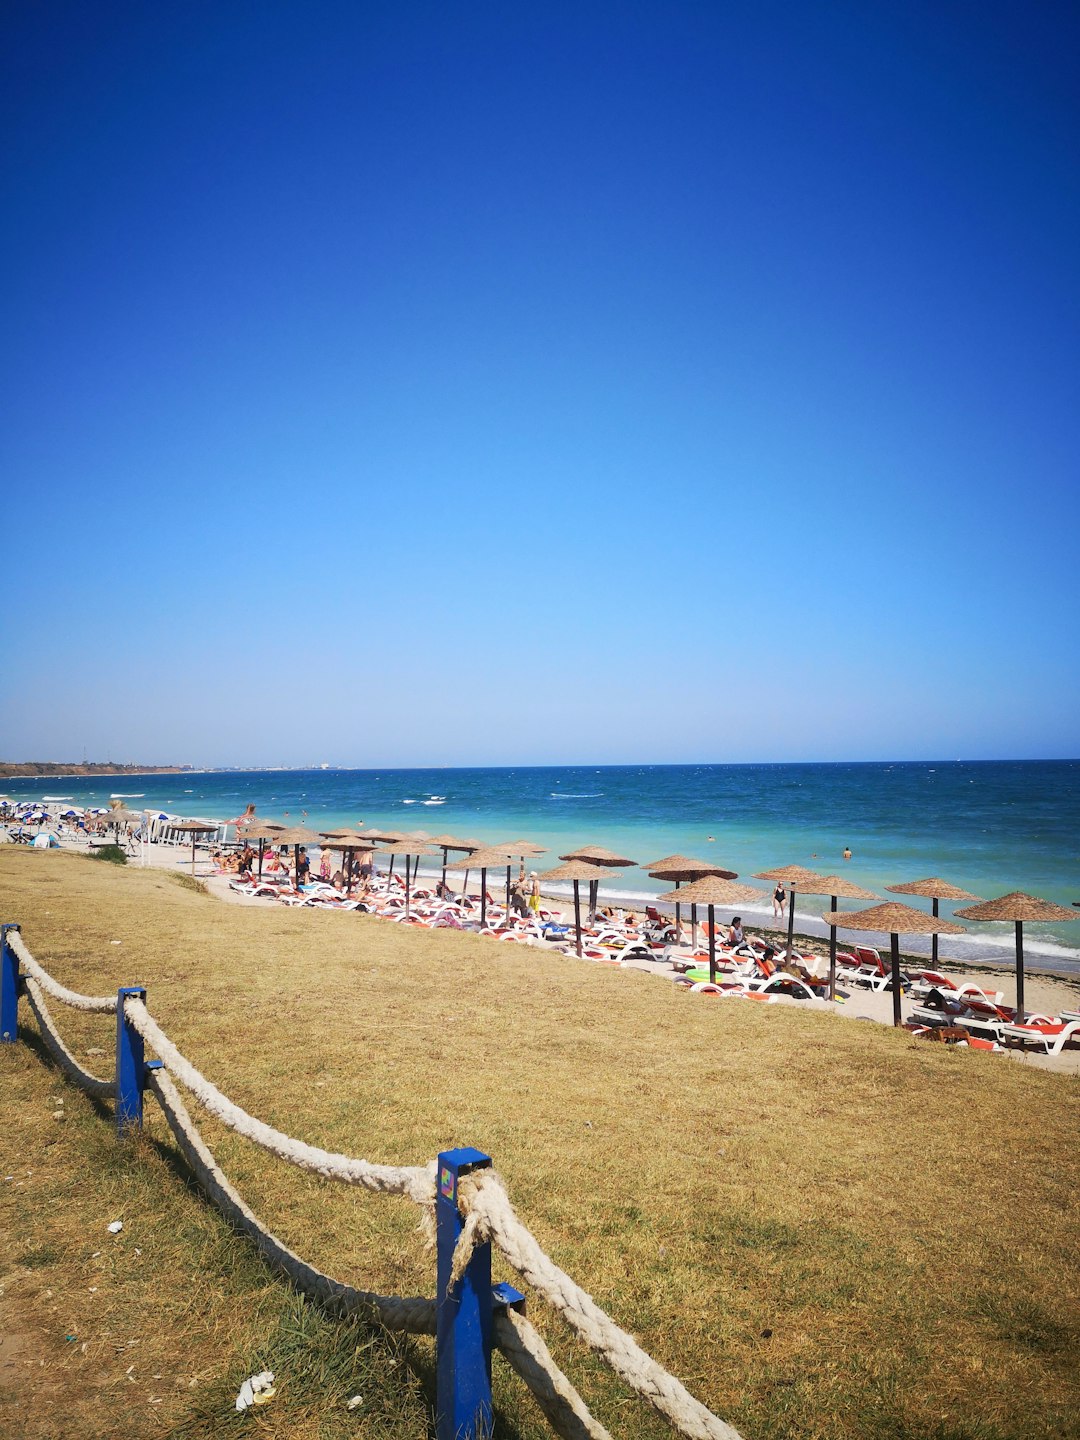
[[235, 1371, 276, 1411], [107, 1221, 123, 1234], [346, 1395, 363, 1410]]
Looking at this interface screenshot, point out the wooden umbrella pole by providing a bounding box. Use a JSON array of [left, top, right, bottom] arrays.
[[708, 904, 716, 984], [691, 903, 698, 951], [828, 895, 838, 1002], [675, 880, 681, 940], [480, 869, 488, 930], [573, 881, 583, 958], [505, 864, 511, 913], [191, 835, 196, 877], [890, 932, 902, 1027], [258, 838, 265, 880], [932, 896, 939, 967], [441, 848, 448, 887], [1015, 920, 1025, 1022], [787, 888, 797, 956], [405, 854, 412, 919], [346, 847, 354, 896]]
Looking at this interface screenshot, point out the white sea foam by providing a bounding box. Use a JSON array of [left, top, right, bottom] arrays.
[[550, 793, 603, 799]]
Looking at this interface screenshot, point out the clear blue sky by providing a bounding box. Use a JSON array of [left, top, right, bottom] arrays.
[[2, 1, 1077, 767]]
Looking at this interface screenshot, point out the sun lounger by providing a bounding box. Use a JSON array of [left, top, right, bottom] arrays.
[[1000, 1019, 1080, 1055]]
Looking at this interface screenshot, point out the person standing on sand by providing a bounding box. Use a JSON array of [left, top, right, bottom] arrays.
[[528, 872, 541, 914], [772, 882, 786, 922]]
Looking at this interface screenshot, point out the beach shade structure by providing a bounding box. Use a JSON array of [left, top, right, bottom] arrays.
[[753, 865, 832, 960], [648, 855, 739, 948], [268, 826, 321, 886], [498, 838, 547, 911], [560, 844, 636, 922], [379, 839, 439, 917], [169, 820, 220, 877], [318, 829, 375, 894], [448, 845, 521, 930], [536, 860, 614, 958], [428, 833, 481, 887], [885, 877, 981, 969], [242, 818, 287, 878], [954, 892, 1076, 1024], [805, 876, 879, 1001], [657, 876, 765, 983], [822, 901, 965, 1028]]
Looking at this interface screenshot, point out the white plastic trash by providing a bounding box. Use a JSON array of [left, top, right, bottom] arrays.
[[235, 1370, 275, 1411], [107, 1221, 123, 1234]]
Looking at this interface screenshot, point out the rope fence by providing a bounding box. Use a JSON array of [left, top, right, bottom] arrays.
[[0, 921, 743, 1440]]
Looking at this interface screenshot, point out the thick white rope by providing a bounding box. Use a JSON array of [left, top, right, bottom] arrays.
[[23, 979, 116, 1099], [148, 1070, 610, 1440], [146, 1068, 435, 1332], [125, 998, 435, 1209], [494, 1308, 615, 1440], [457, 1171, 744, 1440], [9, 931, 115, 1013]]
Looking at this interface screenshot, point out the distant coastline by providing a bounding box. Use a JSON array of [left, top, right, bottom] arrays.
[[0, 762, 194, 779]]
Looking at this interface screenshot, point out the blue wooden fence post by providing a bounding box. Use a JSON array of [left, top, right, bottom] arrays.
[[436, 1147, 494, 1440], [1, 924, 20, 1043], [115, 987, 146, 1133]]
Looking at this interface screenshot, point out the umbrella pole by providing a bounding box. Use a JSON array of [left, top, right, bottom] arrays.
[[573, 881, 582, 958], [441, 848, 448, 887], [480, 869, 488, 929], [691, 903, 698, 951], [675, 880, 681, 941], [708, 904, 716, 984], [405, 855, 412, 919], [346, 848, 354, 897], [1015, 920, 1025, 1022], [890, 932, 902, 1027], [828, 895, 838, 1002], [191, 835, 196, 877], [932, 897, 939, 968], [258, 839, 265, 880], [294, 844, 300, 889], [463, 869, 470, 903], [505, 864, 511, 914], [787, 887, 797, 957]]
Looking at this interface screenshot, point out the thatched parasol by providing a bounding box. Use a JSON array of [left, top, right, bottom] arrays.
[[428, 833, 481, 888], [657, 876, 764, 983], [169, 819, 220, 876], [497, 839, 547, 912], [809, 875, 878, 999], [267, 826, 321, 886], [448, 845, 521, 930], [954, 892, 1075, 1022], [318, 830, 376, 893], [754, 865, 831, 959], [822, 901, 965, 1027], [379, 838, 439, 917], [885, 877, 981, 969], [647, 855, 739, 948], [561, 844, 636, 925], [536, 860, 614, 957]]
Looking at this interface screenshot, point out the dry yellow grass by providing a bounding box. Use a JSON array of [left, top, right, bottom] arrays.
[[1, 847, 1078, 1440]]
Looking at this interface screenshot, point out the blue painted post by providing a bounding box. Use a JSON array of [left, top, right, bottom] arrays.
[[436, 1147, 494, 1440], [115, 987, 146, 1133], [1, 924, 20, 1043]]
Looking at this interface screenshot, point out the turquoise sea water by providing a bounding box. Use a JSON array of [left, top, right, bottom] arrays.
[[6, 761, 1079, 973]]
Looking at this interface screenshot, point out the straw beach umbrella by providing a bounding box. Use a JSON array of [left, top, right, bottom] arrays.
[[379, 838, 439, 917], [318, 829, 375, 894], [657, 876, 764, 983], [268, 825, 321, 886], [536, 860, 614, 957], [560, 844, 636, 921], [885, 877, 981, 969], [448, 845, 518, 930], [645, 855, 738, 946], [954, 892, 1076, 1023], [241, 816, 286, 878], [169, 819, 219, 877], [500, 839, 546, 911], [808, 875, 878, 1000], [822, 901, 965, 1028], [753, 865, 830, 959], [647, 856, 739, 949], [428, 834, 481, 888]]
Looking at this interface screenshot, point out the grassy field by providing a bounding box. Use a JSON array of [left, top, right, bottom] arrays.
[[1, 847, 1078, 1440]]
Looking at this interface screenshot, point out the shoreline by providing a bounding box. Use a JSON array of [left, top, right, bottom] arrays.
[[30, 833, 1078, 1075]]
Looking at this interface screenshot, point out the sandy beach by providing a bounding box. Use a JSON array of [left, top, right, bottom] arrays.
[[31, 826, 1078, 1076]]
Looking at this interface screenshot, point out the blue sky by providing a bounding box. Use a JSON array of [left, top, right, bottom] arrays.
[[2, 1, 1078, 767]]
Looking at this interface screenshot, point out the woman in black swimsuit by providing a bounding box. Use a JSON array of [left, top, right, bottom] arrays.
[[772, 883, 786, 921]]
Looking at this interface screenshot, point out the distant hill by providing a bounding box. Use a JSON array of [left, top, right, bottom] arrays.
[[0, 762, 192, 778]]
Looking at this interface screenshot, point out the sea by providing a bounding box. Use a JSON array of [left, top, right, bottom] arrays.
[[5, 760, 1079, 975]]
